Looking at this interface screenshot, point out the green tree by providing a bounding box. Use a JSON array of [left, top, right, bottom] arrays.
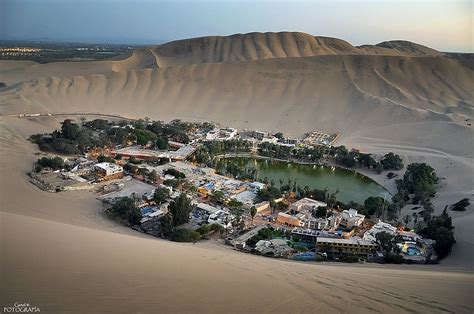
[[375, 231, 395, 253], [364, 196, 385, 216], [256, 186, 282, 202], [315, 206, 327, 218], [61, 119, 80, 140], [156, 136, 169, 150], [149, 170, 158, 183], [135, 129, 158, 146], [419, 209, 455, 259], [171, 228, 201, 243], [380, 152, 404, 170], [35, 156, 65, 172], [403, 163, 438, 197], [153, 187, 170, 204], [169, 193, 193, 226], [164, 168, 186, 179], [160, 213, 174, 237], [373, 162, 384, 174], [274, 132, 284, 139], [97, 155, 115, 163], [209, 190, 225, 204], [111, 197, 141, 225], [250, 206, 257, 225]]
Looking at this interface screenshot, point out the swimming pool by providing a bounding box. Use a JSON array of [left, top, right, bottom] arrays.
[[406, 247, 422, 256]]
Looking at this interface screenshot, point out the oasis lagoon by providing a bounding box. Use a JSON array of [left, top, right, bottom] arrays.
[[223, 157, 389, 204]]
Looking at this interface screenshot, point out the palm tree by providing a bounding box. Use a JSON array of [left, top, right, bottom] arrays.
[[304, 185, 310, 197], [324, 187, 329, 203]]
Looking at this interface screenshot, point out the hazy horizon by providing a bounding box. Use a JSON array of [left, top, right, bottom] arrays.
[[1, 0, 472, 52]]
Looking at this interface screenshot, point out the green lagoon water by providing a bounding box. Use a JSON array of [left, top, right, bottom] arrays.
[[225, 157, 389, 204]]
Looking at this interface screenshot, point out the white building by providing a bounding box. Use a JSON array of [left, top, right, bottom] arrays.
[[206, 128, 237, 141], [340, 209, 365, 229], [205, 129, 219, 140], [304, 218, 328, 230], [208, 210, 234, 229], [328, 213, 342, 229], [363, 220, 397, 242], [220, 128, 237, 140], [248, 181, 266, 192], [94, 162, 123, 177]]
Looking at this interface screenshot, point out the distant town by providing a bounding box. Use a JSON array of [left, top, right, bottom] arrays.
[[0, 40, 136, 63], [27, 116, 461, 264]]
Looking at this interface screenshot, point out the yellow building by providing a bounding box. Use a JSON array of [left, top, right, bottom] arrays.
[[277, 212, 302, 227]]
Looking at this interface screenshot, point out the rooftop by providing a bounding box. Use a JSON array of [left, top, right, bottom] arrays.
[[316, 237, 376, 246], [95, 162, 122, 172]]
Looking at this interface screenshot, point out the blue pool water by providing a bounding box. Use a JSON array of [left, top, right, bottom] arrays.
[[406, 247, 421, 256]]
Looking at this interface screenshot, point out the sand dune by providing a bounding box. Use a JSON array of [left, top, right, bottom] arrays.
[[2, 210, 473, 314], [3, 54, 472, 154], [0, 32, 473, 312], [148, 32, 446, 67]]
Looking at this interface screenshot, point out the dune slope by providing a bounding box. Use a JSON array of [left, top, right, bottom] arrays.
[[0, 33, 473, 312]]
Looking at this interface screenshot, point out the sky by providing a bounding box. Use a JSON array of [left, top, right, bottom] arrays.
[[1, 0, 472, 52]]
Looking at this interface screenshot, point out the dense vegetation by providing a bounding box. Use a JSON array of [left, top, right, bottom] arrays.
[[191, 139, 252, 166], [30, 118, 212, 156], [153, 187, 170, 204], [418, 209, 456, 259], [329, 146, 404, 174], [34, 156, 65, 172], [111, 196, 141, 226], [164, 168, 186, 179], [160, 193, 194, 238], [256, 186, 282, 202]]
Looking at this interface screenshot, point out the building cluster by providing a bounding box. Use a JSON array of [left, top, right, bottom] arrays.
[[30, 158, 125, 192], [112, 144, 197, 162], [303, 132, 340, 146], [230, 195, 436, 263], [30, 118, 437, 264], [205, 127, 238, 141], [239, 129, 301, 148]]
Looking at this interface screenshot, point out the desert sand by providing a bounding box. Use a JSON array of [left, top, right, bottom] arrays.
[[1, 32, 473, 312]]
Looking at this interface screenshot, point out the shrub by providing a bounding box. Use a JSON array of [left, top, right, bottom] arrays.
[[293, 245, 308, 252], [35, 156, 64, 172], [380, 152, 404, 170], [292, 235, 301, 243], [341, 255, 361, 263], [450, 198, 470, 212], [111, 197, 141, 226], [384, 253, 404, 264], [164, 168, 186, 179], [97, 155, 115, 163], [171, 229, 201, 242], [163, 179, 178, 188]]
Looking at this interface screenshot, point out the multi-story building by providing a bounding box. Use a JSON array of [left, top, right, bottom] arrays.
[[340, 209, 365, 229], [316, 237, 378, 256], [94, 162, 123, 180]]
